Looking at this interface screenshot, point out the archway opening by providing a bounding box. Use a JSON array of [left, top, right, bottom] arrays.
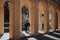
[[49, 13, 52, 31], [42, 11, 44, 30], [22, 6, 30, 34], [4, 1, 10, 33], [55, 12, 58, 29]]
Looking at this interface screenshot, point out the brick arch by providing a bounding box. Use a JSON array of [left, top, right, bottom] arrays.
[[20, 0, 38, 35], [0, 0, 10, 36], [3, 0, 10, 6], [49, 4, 53, 30], [20, 0, 31, 32], [49, 3, 56, 32], [41, 0, 49, 33], [49, 4, 55, 14], [38, 1, 44, 30]]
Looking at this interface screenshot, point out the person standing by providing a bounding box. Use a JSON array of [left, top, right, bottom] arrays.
[[24, 20, 30, 33]]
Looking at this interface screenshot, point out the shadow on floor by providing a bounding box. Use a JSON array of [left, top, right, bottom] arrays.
[[9, 31, 60, 40], [18, 33, 54, 40], [47, 31, 60, 38]]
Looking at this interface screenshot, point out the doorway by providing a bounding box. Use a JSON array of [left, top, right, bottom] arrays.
[[42, 11, 44, 30], [22, 6, 30, 33], [4, 1, 10, 33]]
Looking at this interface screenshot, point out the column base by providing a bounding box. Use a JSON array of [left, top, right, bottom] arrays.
[[51, 30, 56, 32], [44, 32, 49, 34], [30, 33, 39, 36], [44, 31, 49, 34]]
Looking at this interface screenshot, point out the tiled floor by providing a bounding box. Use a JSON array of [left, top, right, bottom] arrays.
[[0, 30, 60, 40]]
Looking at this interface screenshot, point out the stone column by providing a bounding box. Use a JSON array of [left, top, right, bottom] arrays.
[[57, 8, 60, 30], [30, 0, 38, 35], [0, 0, 4, 37], [9, 0, 20, 39], [55, 8, 58, 29], [42, 0, 49, 33], [9, 0, 14, 39], [38, 0, 43, 30], [49, 4, 56, 32]]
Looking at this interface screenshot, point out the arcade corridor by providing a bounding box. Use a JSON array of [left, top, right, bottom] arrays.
[[0, 30, 60, 40], [0, 0, 60, 40]]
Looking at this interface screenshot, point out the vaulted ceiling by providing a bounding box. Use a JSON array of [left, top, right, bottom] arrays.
[[56, 0, 60, 3], [50, 0, 60, 8], [51, 0, 60, 5]]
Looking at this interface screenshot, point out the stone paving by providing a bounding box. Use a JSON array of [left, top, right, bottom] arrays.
[[0, 30, 60, 40]]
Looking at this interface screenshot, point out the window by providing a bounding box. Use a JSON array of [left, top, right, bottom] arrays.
[[22, 6, 29, 15]]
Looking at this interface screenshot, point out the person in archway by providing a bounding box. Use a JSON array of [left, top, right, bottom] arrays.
[[24, 20, 30, 33]]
